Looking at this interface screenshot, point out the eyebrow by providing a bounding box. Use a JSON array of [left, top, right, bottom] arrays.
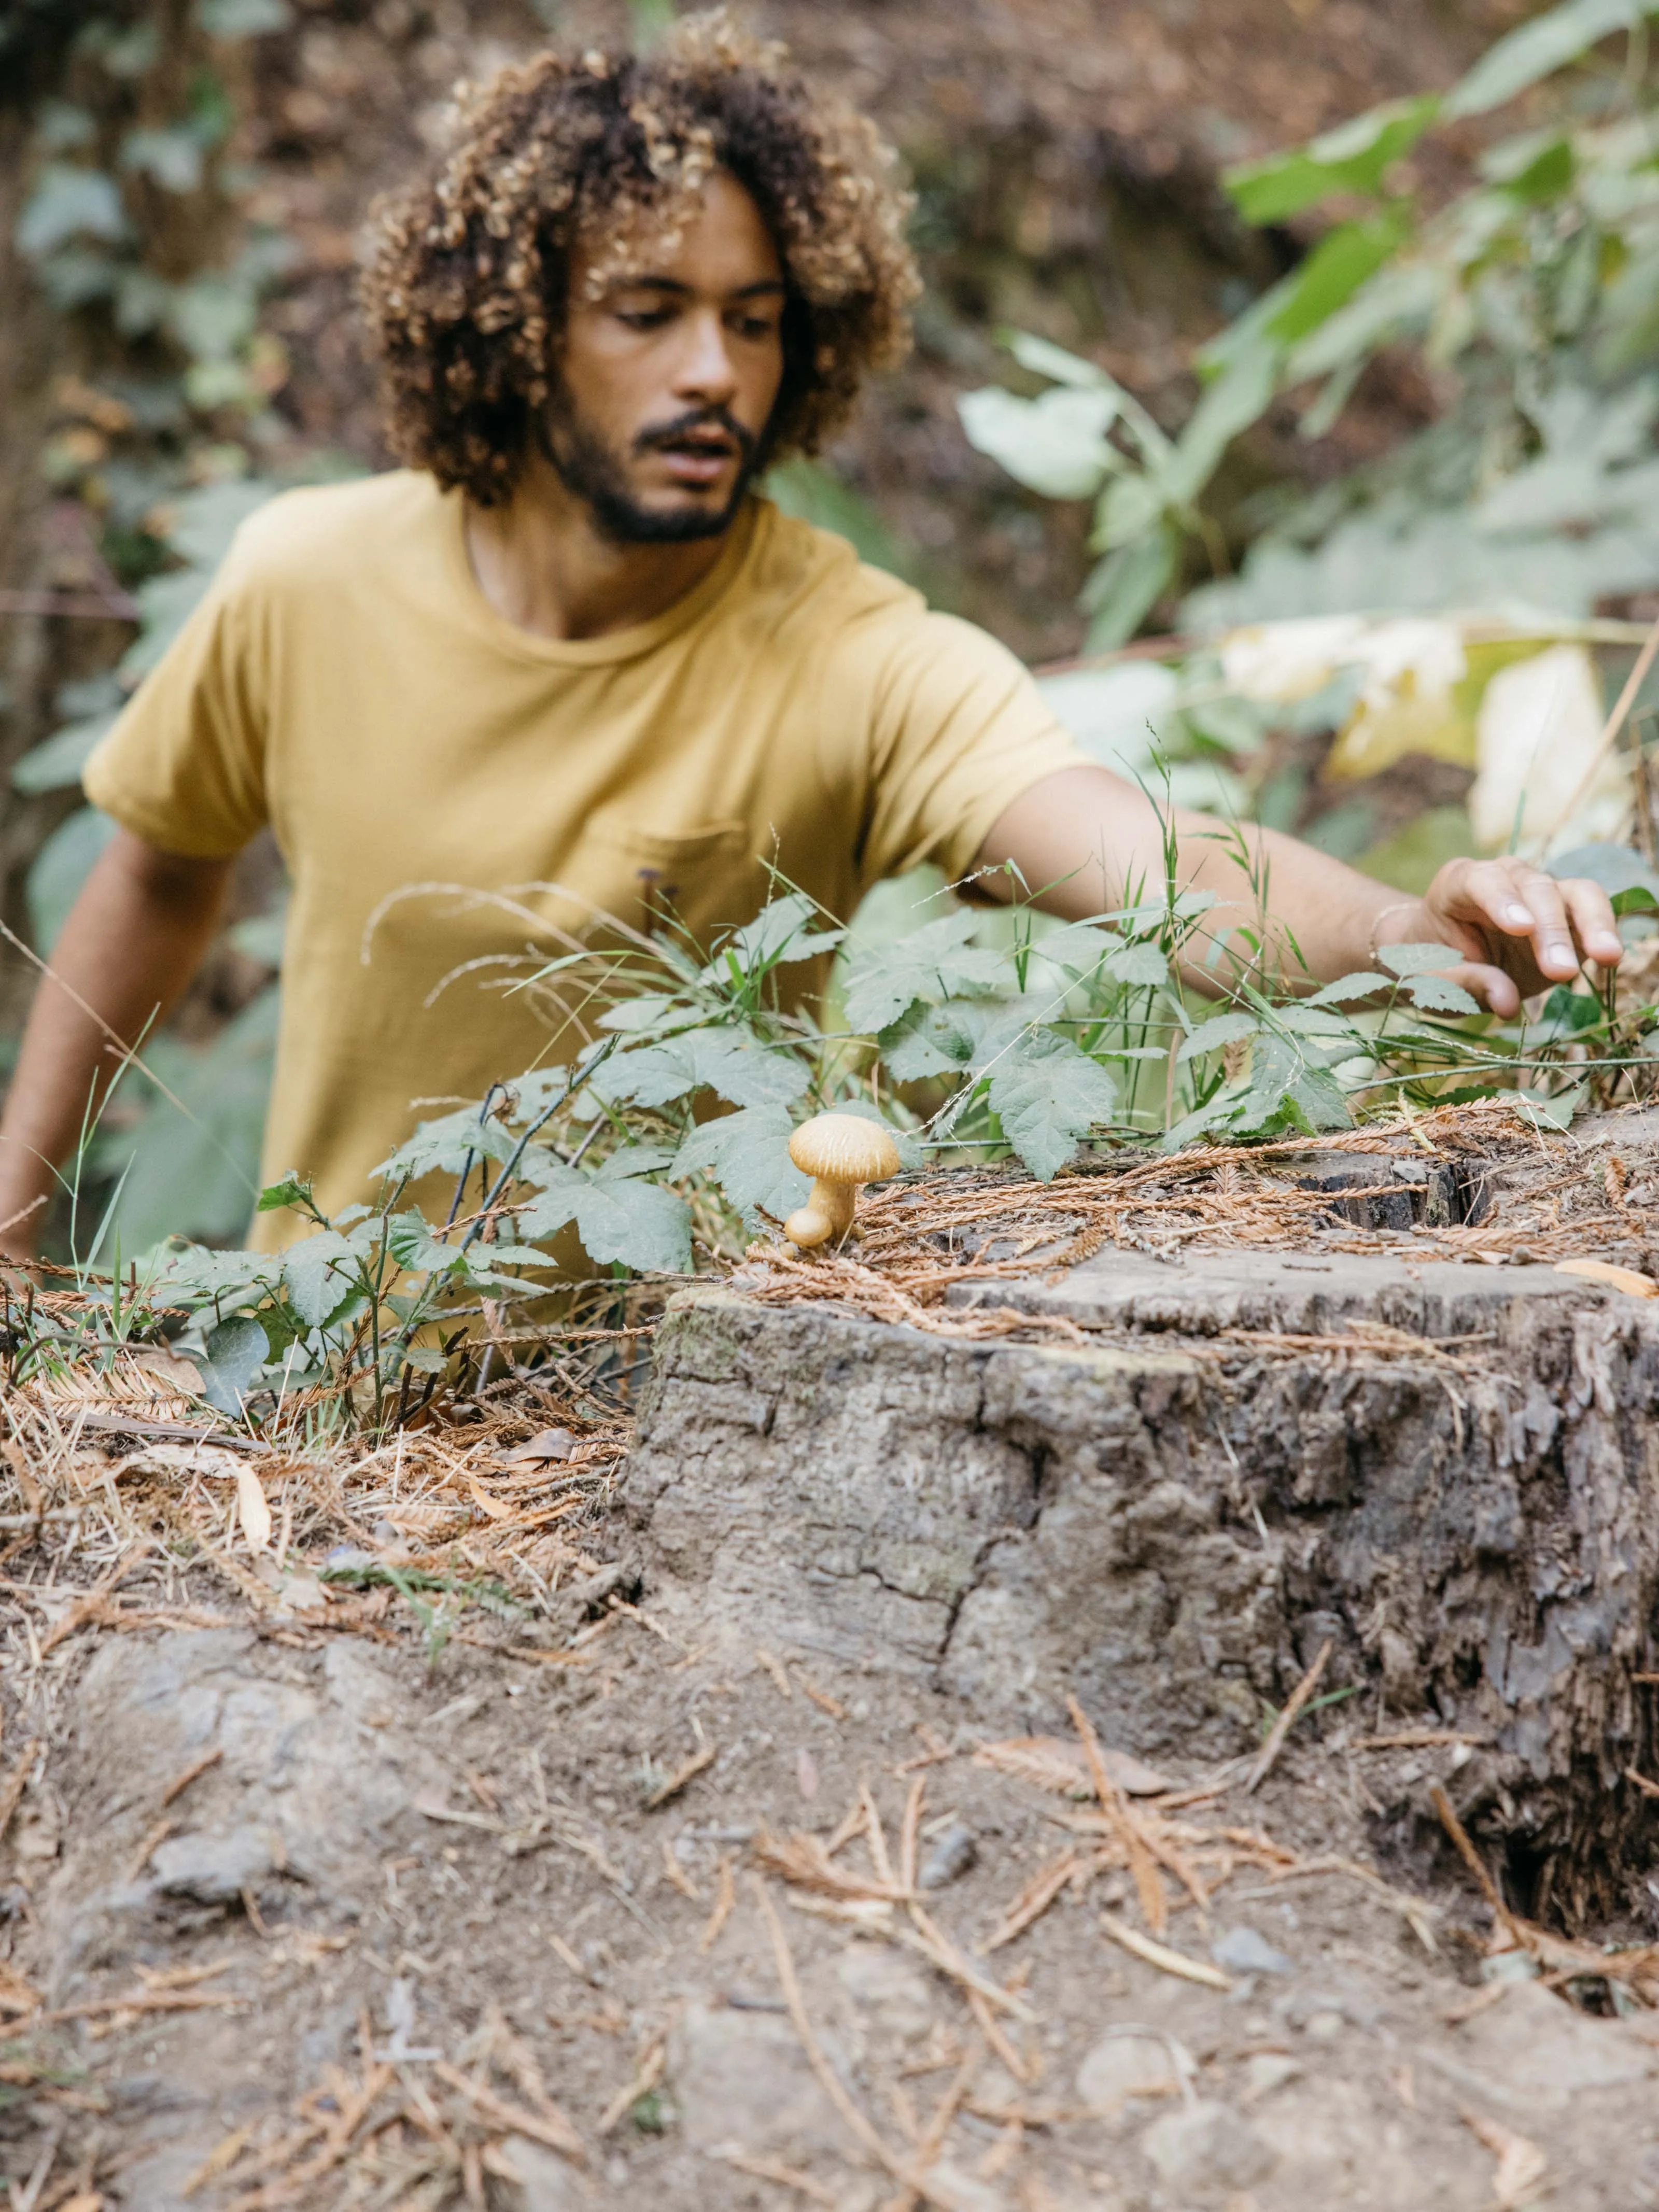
[[613, 276, 787, 300]]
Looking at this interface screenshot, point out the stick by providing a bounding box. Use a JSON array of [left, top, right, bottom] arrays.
[[1245, 1639, 1332, 1793], [1430, 1783, 1514, 1930], [1100, 1912, 1232, 1992], [432, 2060, 585, 2162], [1556, 605, 1659, 832], [751, 1876, 980, 2212], [1066, 1695, 1165, 1934]]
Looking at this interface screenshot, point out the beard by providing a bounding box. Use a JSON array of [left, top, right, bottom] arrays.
[[535, 399, 764, 545]]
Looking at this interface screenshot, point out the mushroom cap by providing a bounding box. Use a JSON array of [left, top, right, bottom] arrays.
[[788, 1112, 902, 1185]]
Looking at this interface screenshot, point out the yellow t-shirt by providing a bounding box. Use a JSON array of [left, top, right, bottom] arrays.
[[85, 472, 1085, 1247]]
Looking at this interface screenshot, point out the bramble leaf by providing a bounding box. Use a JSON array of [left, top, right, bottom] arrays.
[[840, 909, 1005, 1034], [673, 1102, 809, 1222], [1377, 941, 1461, 977], [986, 1030, 1117, 1181]]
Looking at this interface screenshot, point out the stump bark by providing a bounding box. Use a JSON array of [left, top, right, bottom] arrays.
[[624, 1232, 1659, 1919]]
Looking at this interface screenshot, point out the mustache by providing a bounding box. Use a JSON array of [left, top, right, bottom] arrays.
[[634, 407, 757, 462]]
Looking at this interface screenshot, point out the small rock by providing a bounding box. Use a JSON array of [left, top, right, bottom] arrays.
[[498, 2136, 590, 2210], [1241, 2052, 1302, 2103], [918, 1820, 977, 1891], [1140, 2100, 1275, 2194], [796, 1747, 820, 1799], [149, 1826, 278, 1904], [836, 1945, 935, 2042], [322, 1544, 376, 1572], [1213, 1925, 1294, 1977], [915, 2164, 1005, 2212], [668, 2001, 844, 2159], [372, 1519, 401, 1546], [1454, 1978, 1655, 2107], [1077, 2031, 1189, 2111], [1304, 2010, 1345, 2042]]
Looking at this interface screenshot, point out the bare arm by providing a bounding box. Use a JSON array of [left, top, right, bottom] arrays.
[[979, 765, 1624, 1013], [0, 830, 233, 1258]]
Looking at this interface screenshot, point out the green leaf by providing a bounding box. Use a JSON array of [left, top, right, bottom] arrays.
[[571, 1177, 691, 1273], [1081, 529, 1180, 654], [1104, 941, 1171, 990], [386, 1213, 466, 1276], [602, 1028, 808, 1113], [1377, 941, 1460, 977], [1445, 0, 1653, 120], [1165, 339, 1278, 498], [1306, 970, 1389, 1006], [1226, 96, 1440, 224], [257, 1172, 313, 1214], [1266, 211, 1412, 349], [1004, 331, 1113, 390], [713, 891, 843, 978], [986, 1031, 1117, 1182], [1613, 885, 1659, 917], [282, 1230, 364, 1327], [16, 166, 129, 258], [376, 1104, 519, 1184], [1403, 973, 1482, 1015], [958, 385, 1121, 501], [1177, 1009, 1260, 1064], [672, 1103, 809, 1223], [840, 909, 1005, 1035], [26, 808, 116, 953], [191, 1313, 269, 1415], [11, 712, 118, 795], [1551, 842, 1659, 901], [880, 1003, 981, 1082], [120, 125, 204, 193]]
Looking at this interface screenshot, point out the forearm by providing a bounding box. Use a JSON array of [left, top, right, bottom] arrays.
[[0, 831, 232, 1256], [979, 766, 1403, 990]]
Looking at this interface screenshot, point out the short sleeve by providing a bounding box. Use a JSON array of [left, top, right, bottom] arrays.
[[82, 542, 271, 858], [854, 610, 1088, 887]]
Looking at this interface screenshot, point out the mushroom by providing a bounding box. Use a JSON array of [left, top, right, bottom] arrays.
[[784, 1114, 902, 1250]]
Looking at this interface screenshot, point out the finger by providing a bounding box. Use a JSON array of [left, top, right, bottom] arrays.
[[1467, 864, 1579, 980], [1559, 877, 1624, 970], [1449, 959, 1521, 1018]]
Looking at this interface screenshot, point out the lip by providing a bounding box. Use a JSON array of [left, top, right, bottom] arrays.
[[654, 439, 737, 488]]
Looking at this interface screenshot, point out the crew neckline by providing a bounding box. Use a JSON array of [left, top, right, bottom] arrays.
[[441, 486, 765, 668]]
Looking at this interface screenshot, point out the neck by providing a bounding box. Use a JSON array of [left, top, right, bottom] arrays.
[[462, 443, 737, 643]]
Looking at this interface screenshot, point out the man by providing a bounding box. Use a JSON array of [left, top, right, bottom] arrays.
[[0, 14, 1624, 1259]]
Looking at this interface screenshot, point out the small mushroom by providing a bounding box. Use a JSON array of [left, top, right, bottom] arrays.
[[784, 1114, 902, 1250]]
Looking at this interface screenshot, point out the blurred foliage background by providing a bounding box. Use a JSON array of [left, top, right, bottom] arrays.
[[6, 0, 1659, 1257]]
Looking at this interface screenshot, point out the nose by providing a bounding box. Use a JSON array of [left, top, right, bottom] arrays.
[[670, 306, 739, 408]]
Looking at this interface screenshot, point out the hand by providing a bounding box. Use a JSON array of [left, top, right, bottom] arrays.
[[1389, 856, 1624, 1018]]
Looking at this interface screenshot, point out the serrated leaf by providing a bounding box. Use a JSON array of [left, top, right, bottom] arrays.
[[880, 1003, 981, 1082], [1307, 970, 1389, 1006], [258, 1171, 312, 1214], [375, 1105, 518, 1184], [601, 1028, 807, 1112], [1177, 1009, 1260, 1064], [673, 1103, 809, 1222], [713, 891, 844, 976], [841, 909, 1005, 1034], [1377, 940, 1460, 977], [282, 1230, 364, 1327], [190, 1313, 268, 1416], [1105, 940, 1171, 989], [986, 1031, 1117, 1182], [1403, 972, 1481, 1015], [571, 1178, 691, 1272]]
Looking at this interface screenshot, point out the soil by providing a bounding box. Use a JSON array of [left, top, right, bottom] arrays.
[[8, 1103, 1659, 2207]]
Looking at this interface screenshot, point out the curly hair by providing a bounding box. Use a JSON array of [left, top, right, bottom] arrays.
[[360, 10, 920, 507]]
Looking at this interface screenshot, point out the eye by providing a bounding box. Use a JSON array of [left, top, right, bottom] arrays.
[[732, 312, 780, 340], [616, 306, 674, 330]]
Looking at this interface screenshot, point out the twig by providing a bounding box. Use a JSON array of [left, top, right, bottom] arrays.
[[431, 2059, 585, 2162], [643, 1742, 716, 1811], [751, 1876, 980, 2212], [1100, 1912, 1232, 1992], [1245, 1639, 1332, 1793], [162, 1746, 223, 1806]]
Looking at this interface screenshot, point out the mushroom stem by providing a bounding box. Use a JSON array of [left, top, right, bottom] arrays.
[[784, 1175, 858, 1250]]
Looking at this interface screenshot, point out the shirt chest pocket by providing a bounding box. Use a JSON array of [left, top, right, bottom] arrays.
[[579, 805, 764, 946]]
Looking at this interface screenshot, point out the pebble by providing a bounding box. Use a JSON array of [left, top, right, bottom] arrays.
[[1213, 1924, 1295, 1977], [1077, 2030, 1190, 2110], [918, 1819, 978, 1890], [1140, 2100, 1276, 2193]]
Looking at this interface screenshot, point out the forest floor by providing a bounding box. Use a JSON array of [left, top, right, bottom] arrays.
[[8, 1102, 1659, 2208]]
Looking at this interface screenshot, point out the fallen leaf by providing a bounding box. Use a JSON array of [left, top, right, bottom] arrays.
[[1555, 1257, 1659, 1298], [1462, 2109, 1548, 2207], [502, 1426, 575, 1463], [975, 1735, 1172, 1799], [235, 1466, 272, 1553]]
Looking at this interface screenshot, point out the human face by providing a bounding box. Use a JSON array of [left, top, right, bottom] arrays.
[[541, 171, 788, 544]]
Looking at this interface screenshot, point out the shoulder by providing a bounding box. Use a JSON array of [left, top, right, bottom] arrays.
[[743, 500, 924, 632], [218, 470, 443, 596]]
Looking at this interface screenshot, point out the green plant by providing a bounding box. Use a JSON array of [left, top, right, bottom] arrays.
[[959, 0, 1659, 641]]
